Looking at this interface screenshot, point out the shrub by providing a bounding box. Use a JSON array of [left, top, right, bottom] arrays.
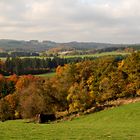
[[0, 99, 14, 121]]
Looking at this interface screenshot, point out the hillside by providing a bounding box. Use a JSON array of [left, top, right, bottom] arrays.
[[0, 102, 140, 140], [0, 39, 125, 52]]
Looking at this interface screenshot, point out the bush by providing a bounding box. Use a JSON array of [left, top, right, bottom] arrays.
[[0, 99, 14, 121]]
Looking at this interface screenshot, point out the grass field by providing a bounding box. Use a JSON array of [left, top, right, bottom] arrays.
[[60, 52, 130, 58], [0, 101, 140, 140], [34, 72, 56, 78], [5, 72, 56, 78], [0, 52, 130, 61]]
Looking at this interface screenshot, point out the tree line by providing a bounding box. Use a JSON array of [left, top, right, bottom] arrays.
[[0, 52, 39, 57], [0, 56, 97, 75]]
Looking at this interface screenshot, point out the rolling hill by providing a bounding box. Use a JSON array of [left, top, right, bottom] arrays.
[[0, 39, 125, 52], [0, 101, 140, 140]]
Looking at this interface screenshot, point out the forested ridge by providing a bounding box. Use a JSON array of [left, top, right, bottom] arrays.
[[0, 51, 139, 121], [0, 39, 123, 52]]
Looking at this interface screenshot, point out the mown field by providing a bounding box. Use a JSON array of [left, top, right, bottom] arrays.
[[0, 51, 130, 61], [0, 101, 140, 140], [60, 51, 130, 58], [34, 72, 56, 77], [5, 72, 56, 78]]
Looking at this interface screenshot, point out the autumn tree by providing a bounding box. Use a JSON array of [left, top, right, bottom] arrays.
[[0, 98, 14, 121]]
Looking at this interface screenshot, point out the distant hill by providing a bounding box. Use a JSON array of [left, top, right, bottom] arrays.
[[0, 39, 139, 52], [0, 39, 57, 52]]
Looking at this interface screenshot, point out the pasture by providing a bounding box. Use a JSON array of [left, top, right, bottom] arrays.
[[0, 101, 140, 140], [0, 51, 130, 61], [60, 51, 130, 58], [34, 72, 56, 78]]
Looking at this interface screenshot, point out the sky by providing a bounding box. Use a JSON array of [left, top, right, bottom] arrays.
[[0, 0, 140, 43]]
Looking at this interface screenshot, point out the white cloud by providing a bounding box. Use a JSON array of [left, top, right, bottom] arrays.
[[0, 0, 140, 43]]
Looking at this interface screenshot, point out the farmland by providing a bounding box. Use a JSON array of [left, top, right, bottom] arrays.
[[0, 51, 139, 140], [0, 51, 129, 76], [60, 51, 130, 58], [0, 102, 140, 140], [0, 0, 140, 139], [34, 72, 56, 77], [0, 51, 130, 61]]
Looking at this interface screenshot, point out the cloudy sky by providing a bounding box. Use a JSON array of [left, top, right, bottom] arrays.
[[0, 0, 140, 43]]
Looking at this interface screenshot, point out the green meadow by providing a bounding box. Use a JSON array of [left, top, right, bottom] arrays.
[[34, 72, 56, 78], [0, 51, 130, 61], [60, 51, 130, 58], [0, 101, 140, 140]]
